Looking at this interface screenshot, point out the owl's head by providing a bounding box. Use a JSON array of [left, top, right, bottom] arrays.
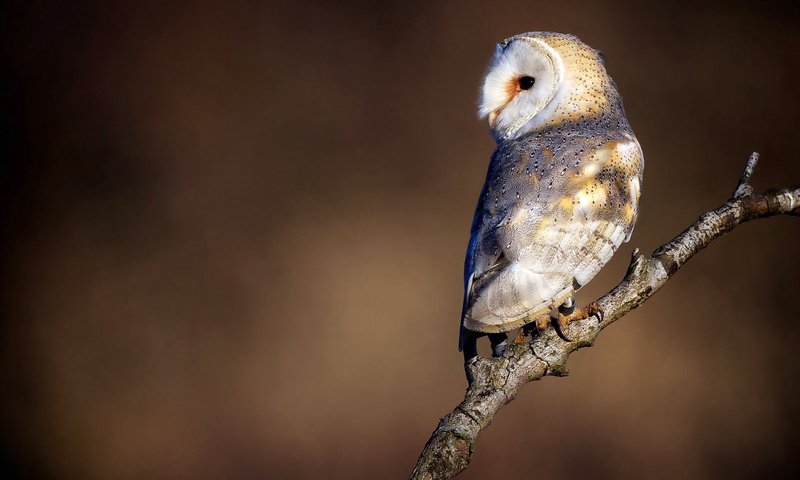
[[479, 32, 611, 142]]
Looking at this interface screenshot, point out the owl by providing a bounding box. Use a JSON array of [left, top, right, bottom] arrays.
[[460, 32, 643, 361]]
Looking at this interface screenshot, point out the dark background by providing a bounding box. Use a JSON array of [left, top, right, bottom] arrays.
[[2, 1, 800, 478]]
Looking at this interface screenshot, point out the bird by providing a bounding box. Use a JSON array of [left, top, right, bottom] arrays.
[[460, 32, 644, 362]]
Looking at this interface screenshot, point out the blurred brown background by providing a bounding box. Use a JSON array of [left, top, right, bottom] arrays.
[[2, 0, 799, 478]]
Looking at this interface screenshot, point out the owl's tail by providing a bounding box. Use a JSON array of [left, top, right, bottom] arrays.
[[463, 263, 573, 334]]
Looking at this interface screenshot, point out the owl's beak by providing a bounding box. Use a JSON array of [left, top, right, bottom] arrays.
[[488, 111, 499, 129]]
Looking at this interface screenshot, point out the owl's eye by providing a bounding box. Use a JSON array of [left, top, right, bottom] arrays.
[[518, 76, 535, 90]]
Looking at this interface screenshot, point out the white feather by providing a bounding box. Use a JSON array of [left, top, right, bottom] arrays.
[[479, 38, 564, 141]]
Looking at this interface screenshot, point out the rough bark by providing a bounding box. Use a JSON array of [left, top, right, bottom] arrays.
[[410, 153, 800, 479]]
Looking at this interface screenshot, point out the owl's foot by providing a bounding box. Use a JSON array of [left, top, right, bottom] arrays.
[[535, 314, 551, 331], [555, 302, 604, 341], [513, 314, 551, 344]]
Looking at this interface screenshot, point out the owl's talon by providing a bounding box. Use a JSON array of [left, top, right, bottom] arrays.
[[553, 320, 573, 342], [534, 314, 550, 331], [554, 302, 605, 342], [586, 302, 604, 323]]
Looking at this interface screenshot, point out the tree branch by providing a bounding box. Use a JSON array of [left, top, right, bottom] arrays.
[[411, 153, 800, 479]]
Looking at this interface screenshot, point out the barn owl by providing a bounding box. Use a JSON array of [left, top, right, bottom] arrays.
[[460, 32, 643, 361]]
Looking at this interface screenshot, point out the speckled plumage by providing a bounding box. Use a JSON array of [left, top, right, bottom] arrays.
[[460, 32, 643, 344]]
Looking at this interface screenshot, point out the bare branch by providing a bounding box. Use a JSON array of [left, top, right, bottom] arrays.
[[411, 153, 800, 480]]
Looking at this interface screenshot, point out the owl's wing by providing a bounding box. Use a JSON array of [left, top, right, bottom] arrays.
[[461, 137, 643, 336], [458, 188, 506, 350]]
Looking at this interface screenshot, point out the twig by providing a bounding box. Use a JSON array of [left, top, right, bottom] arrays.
[[410, 152, 800, 479], [732, 152, 759, 199]]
